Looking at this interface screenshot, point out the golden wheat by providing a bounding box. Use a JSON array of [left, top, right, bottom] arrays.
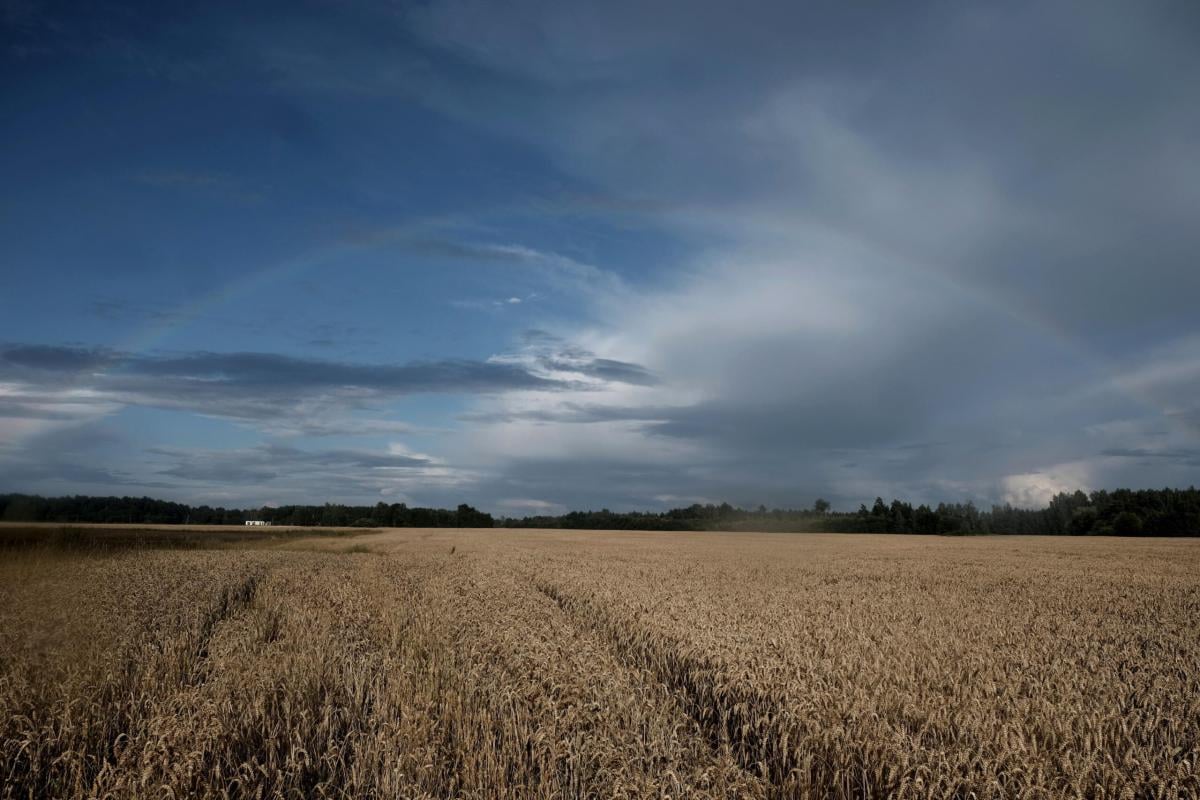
[[1, 528, 1197, 798]]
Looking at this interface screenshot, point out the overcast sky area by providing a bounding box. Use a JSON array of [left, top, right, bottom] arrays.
[[2, 1, 1199, 513]]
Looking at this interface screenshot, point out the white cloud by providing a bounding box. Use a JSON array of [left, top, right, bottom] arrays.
[[1002, 462, 1094, 509]]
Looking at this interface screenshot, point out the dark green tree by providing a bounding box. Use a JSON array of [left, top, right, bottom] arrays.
[[1112, 511, 1144, 536]]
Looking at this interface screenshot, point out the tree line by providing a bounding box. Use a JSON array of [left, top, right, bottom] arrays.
[[2, 487, 1197, 535], [500, 487, 1200, 536], [0, 495, 494, 528]]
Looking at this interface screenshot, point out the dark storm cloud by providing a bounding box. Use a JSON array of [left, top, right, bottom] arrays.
[[406, 0, 1200, 507], [0, 343, 655, 393], [395, 0, 1200, 343], [1168, 409, 1200, 436], [0, 343, 540, 392], [0, 342, 655, 433], [122, 350, 555, 391]]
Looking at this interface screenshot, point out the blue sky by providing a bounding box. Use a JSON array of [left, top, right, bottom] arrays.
[[2, 0, 1199, 512]]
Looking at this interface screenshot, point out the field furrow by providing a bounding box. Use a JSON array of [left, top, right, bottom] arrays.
[[398, 548, 770, 799]]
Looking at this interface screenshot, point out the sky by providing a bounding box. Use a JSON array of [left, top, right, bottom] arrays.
[[2, 0, 1199, 513]]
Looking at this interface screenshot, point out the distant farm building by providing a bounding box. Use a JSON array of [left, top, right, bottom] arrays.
[[244, 520, 272, 526]]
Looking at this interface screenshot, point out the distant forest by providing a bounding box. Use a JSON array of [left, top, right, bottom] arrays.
[[1, 488, 1198, 535], [504, 489, 1200, 536], [0, 494, 494, 529]]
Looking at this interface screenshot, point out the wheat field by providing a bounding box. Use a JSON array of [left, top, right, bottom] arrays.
[[1, 527, 1197, 799]]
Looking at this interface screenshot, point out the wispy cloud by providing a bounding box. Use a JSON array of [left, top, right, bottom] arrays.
[[487, 329, 657, 388], [0, 341, 655, 447], [1, 343, 557, 393]]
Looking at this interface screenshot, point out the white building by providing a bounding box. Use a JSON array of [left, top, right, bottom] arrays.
[[244, 520, 272, 526]]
